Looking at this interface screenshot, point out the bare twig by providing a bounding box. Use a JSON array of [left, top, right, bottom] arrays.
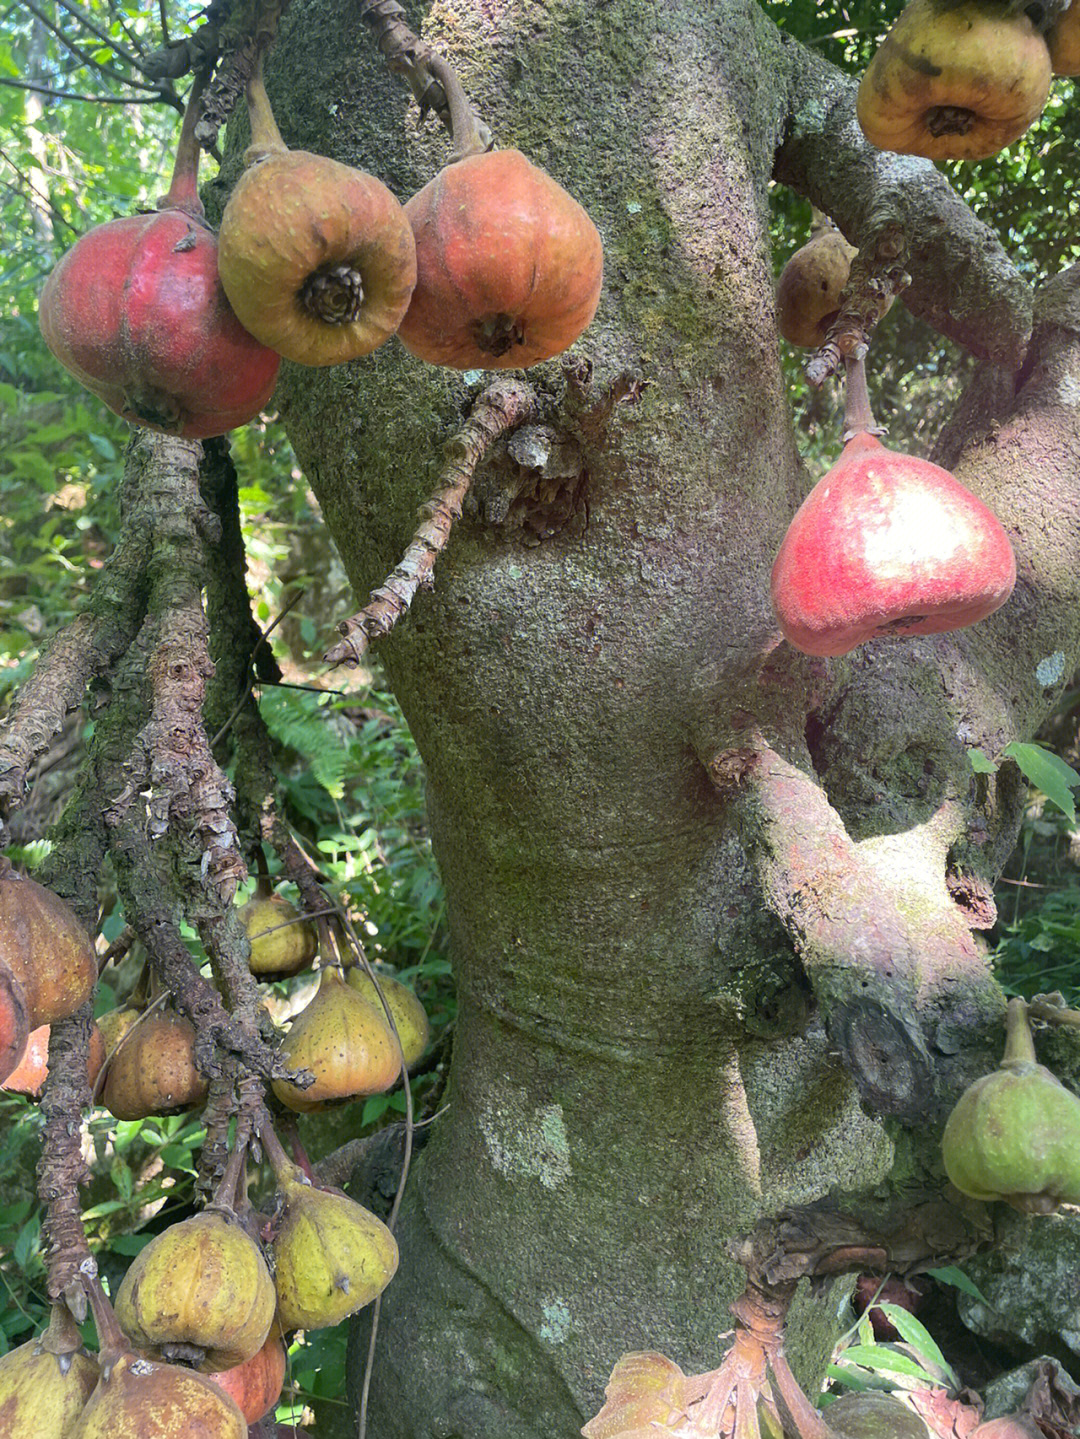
[[22, 0, 164, 92], [0, 76, 177, 105], [806, 223, 911, 387], [325, 379, 540, 668], [53, 0, 144, 69]]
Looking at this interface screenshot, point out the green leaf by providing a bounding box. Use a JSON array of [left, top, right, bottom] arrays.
[[1003, 741, 1080, 821], [876, 1306, 958, 1389], [926, 1266, 992, 1307], [834, 1344, 936, 1383], [967, 748, 997, 775]]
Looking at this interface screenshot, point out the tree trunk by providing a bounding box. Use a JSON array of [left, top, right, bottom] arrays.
[[241, 2, 1080, 1434]]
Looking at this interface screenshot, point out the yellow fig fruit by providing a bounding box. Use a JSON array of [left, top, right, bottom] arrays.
[[239, 891, 317, 979], [271, 966, 401, 1113], [0, 1304, 99, 1438], [942, 999, 1080, 1212], [0, 861, 97, 1029], [344, 967, 430, 1069], [71, 1350, 247, 1439], [217, 60, 416, 367], [115, 1208, 276, 1371], [101, 1009, 208, 1120], [582, 1351, 691, 1438], [95, 1005, 141, 1059], [270, 1159, 398, 1331], [857, 0, 1052, 161], [775, 227, 856, 349]]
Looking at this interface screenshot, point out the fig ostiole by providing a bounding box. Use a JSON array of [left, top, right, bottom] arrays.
[[942, 998, 1080, 1212], [770, 354, 1015, 657]]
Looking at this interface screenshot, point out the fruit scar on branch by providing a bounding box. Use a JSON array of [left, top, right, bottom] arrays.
[[324, 378, 540, 668]]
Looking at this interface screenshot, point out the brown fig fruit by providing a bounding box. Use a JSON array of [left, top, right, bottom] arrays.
[[0, 957, 29, 1085], [0, 861, 97, 1029], [115, 1207, 276, 1371], [857, 0, 1051, 161], [1048, 4, 1080, 74], [268, 1153, 398, 1331], [344, 966, 430, 1069], [206, 1330, 287, 1425], [217, 56, 416, 367], [239, 887, 317, 979], [95, 1005, 142, 1059], [775, 226, 856, 349], [271, 965, 401, 1113], [2, 1019, 106, 1098], [71, 1350, 248, 1439], [825, 1392, 930, 1439], [101, 1009, 208, 1120], [942, 999, 1080, 1212], [0, 1303, 99, 1438], [969, 1418, 1043, 1439]]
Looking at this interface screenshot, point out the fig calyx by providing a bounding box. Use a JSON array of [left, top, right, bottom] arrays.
[[942, 999, 1080, 1212]]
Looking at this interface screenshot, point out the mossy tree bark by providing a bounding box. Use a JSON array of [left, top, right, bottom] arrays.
[[231, 2, 1080, 1434]]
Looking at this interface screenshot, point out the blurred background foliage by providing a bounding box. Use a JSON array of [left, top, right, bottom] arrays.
[[2, 0, 1080, 1427]]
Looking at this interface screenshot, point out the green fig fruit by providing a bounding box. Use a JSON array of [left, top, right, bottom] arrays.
[[270, 1159, 398, 1331], [942, 999, 1080, 1213], [115, 1208, 276, 1371], [271, 966, 400, 1113], [239, 890, 316, 979], [344, 966, 430, 1068], [0, 1304, 98, 1438]]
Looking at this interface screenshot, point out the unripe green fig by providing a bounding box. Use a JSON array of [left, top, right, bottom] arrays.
[[942, 1000, 1080, 1212], [115, 1207, 276, 1370], [239, 886, 317, 979], [0, 1304, 98, 1438], [270, 1157, 398, 1331]]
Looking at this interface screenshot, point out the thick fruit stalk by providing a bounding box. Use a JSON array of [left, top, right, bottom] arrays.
[[0, 859, 98, 1029], [271, 964, 400, 1113], [261, 1124, 398, 1332], [856, 0, 1051, 161], [73, 1264, 248, 1439], [114, 1143, 276, 1370], [344, 963, 430, 1068], [942, 999, 1080, 1212], [396, 57, 603, 370], [38, 72, 280, 438], [217, 55, 416, 367], [0, 1303, 99, 1438], [770, 355, 1015, 657]]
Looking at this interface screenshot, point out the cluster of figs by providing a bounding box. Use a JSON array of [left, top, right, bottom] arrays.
[[768, 0, 1080, 659], [38, 50, 605, 438], [0, 856, 432, 1436]]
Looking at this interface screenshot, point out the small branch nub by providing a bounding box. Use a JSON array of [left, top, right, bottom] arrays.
[[299, 264, 365, 324]]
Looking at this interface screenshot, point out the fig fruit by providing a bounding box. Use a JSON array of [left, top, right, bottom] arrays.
[[0, 1304, 98, 1438], [942, 999, 1080, 1212], [0, 957, 29, 1085], [239, 887, 317, 979], [269, 1155, 398, 1331], [38, 74, 280, 439], [825, 1392, 930, 1439], [0, 861, 97, 1029], [206, 1330, 287, 1424], [101, 1008, 208, 1120], [71, 1350, 248, 1439], [217, 58, 416, 367], [771, 356, 1015, 657], [344, 966, 430, 1068], [271, 965, 400, 1113], [775, 224, 857, 349], [1048, 4, 1080, 74], [115, 1208, 276, 1370], [582, 1351, 690, 1438], [1, 1019, 106, 1098], [396, 59, 602, 370], [856, 0, 1052, 161]]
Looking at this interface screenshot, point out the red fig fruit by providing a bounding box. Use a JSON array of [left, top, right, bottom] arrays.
[[771, 357, 1015, 657]]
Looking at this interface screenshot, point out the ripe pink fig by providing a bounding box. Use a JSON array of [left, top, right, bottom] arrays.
[[771, 358, 1015, 657], [38, 73, 279, 439]]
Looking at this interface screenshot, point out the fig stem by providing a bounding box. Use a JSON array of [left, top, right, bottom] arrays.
[[159, 66, 210, 219], [842, 353, 880, 441], [257, 1107, 306, 1187], [427, 53, 489, 163], [1003, 997, 1037, 1066], [245, 50, 289, 164], [210, 1130, 249, 1211], [79, 1257, 128, 1360]]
